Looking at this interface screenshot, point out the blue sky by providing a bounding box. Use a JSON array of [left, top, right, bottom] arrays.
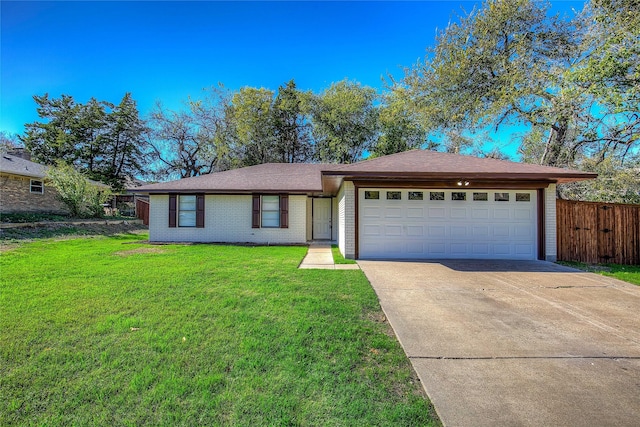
[[1, 1, 584, 156]]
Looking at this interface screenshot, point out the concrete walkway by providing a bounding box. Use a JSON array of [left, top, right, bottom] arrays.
[[298, 243, 360, 270], [359, 259, 640, 427]]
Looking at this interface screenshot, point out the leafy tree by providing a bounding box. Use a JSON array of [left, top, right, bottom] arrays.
[[371, 91, 426, 157], [558, 157, 640, 204], [311, 80, 379, 163], [100, 94, 149, 189], [22, 93, 148, 189], [46, 161, 111, 218], [400, 0, 639, 170], [23, 94, 81, 163], [228, 87, 277, 166], [272, 80, 313, 163]]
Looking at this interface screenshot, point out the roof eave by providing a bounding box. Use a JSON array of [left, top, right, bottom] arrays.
[[322, 171, 597, 181], [130, 188, 324, 195]]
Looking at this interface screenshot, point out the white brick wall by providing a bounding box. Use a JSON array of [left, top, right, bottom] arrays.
[[337, 185, 346, 256], [149, 194, 307, 244], [545, 184, 557, 261], [336, 181, 355, 259]]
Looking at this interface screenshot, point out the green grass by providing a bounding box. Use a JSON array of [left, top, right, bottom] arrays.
[[559, 261, 640, 286], [0, 234, 438, 426], [332, 244, 357, 264]]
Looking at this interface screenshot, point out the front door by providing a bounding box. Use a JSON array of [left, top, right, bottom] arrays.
[[312, 198, 332, 240]]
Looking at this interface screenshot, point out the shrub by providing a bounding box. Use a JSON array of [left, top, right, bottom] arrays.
[[46, 162, 112, 218]]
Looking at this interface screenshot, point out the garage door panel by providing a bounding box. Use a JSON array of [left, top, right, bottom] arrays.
[[428, 243, 447, 255], [363, 207, 381, 218], [472, 225, 489, 237], [515, 244, 534, 255], [472, 208, 490, 219], [407, 241, 424, 254], [428, 225, 446, 237], [493, 244, 511, 255], [406, 225, 424, 236], [493, 225, 510, 237], [359, 189, 537, 260], [384, 241, 404, 254], [407, 207, 424, 218], [450, 225, 467, 238], [428, 207, 446, 218], [363, 224, 381, 236], [493, 208, 511, 219], [450, 207, 468, 219], [514, 225, 533, 238], [384, 225, 402, 236], [450, 243, 469, 255], [472, 243, 490, 255], [514, 208, 532, 220], [385, 207, 402, 218]]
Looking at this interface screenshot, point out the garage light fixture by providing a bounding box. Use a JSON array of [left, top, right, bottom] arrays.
[[457, 180, 470, 186]]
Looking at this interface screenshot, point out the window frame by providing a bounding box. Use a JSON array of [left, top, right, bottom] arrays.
[[178, 195, 197, 227], [30, 179, 44, 194], [261, 195, 281, 228], [252, 194, 289, 229], [168, 194, 204, 228]]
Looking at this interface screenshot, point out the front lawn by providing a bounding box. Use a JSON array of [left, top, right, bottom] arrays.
[[0, 234, 438, 426], [559, 261, 640, 286]]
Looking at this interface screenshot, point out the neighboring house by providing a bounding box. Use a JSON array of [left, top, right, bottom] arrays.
[[0, 152, 68, 214], [133, 150, 596, 261]]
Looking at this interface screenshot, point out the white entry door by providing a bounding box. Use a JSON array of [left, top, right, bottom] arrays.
[[313, 198, 332, 240], [359, 189, 537, 260]]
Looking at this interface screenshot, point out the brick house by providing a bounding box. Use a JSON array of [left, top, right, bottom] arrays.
[[133, 150, 596, 261], [0, 152, 68, 214]]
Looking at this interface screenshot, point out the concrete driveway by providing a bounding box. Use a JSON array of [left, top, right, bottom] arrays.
[[358, 260, 640, 427]]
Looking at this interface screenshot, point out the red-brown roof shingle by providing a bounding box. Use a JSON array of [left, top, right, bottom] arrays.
[[134, 150, 596, 194]]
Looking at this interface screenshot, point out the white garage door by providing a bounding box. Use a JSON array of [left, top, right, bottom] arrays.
[[359, 189, 537, 260]]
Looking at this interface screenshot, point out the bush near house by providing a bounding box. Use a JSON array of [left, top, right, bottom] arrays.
[[46, 161, 111, 218]]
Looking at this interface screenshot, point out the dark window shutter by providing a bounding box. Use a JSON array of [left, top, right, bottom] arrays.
[[280, 194, 289, 229], [196, 194, 205, 228], [168, 194, 177, 228], [252, 194, 261, 228]]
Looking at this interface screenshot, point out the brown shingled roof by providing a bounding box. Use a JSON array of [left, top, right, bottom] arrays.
[[133, 150, 597, 194], [134, 163, 336, 194], [326, 150, 596, 181]]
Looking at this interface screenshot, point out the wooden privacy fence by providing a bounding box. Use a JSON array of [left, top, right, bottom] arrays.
[[136, 198, 150, 226], [557, 199, 640, 265]]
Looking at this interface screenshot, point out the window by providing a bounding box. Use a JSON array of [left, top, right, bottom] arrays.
[[516, 193, 531, 202], [179, 195, 197, 227], [430, 191, 444, 201], [386, 191, 401, 200], [473, 192, 488, 201], [261, 195, 280, 228], [252, 194, 288, 229], [364, 191, 379, 200], [408, 191, 423, 200], [495, 192, 510, 202], [30, 179, 43, 194], [452, 192, 466, 201], [168, 194, 204, 228]]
